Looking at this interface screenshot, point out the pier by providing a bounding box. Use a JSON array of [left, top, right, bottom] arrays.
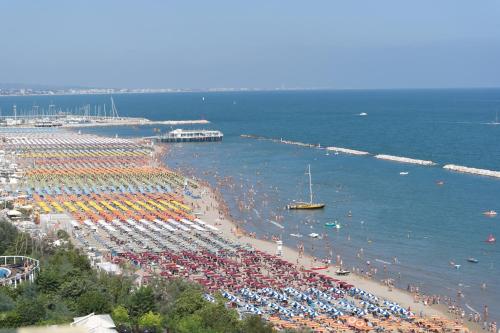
[[152, 129, 223, 143]]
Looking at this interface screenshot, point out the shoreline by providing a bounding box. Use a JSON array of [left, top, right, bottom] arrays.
[[164, 149, 483, 332]]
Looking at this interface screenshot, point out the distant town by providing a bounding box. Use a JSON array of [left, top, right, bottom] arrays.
[[0, 84, 307, 96]]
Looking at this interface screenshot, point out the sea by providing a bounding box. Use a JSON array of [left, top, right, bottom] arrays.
[[1, 88, 499, 319]]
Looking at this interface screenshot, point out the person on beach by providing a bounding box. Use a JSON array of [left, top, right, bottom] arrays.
[[483, 305, 489, 323]]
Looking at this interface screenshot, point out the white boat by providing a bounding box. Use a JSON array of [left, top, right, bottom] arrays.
[[483, 210, 497, 217], [399, 171, 409, 175], [308, 233, 320, 238], [290, 233, 303, 238], [287, 165, 325, 210], [359, 112, 368, 116], [488, 111, 500, 125], [335, 269, 350, 276]]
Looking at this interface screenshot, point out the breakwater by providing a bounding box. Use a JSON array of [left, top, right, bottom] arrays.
[[443, 164, 500, 179], [240, 134, 500, 181], [326, 147, 369, 155], [374, 154, 436, 166], [240, 134, 369, 156]]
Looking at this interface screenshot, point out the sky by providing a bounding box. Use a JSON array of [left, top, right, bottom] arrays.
[[1, 0, 500, 89]]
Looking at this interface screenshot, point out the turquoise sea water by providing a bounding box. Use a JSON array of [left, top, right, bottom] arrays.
[[1, 89, 499, 319]]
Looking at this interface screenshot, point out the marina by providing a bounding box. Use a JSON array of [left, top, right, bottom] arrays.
[[0, 99, 209, 128]]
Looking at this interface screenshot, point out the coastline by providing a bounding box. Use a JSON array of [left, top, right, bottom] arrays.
[[162, 147, 483, 332]]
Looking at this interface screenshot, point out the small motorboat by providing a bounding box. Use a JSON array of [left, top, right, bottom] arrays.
[[467, 258, 479, 263], [359, 112, 368, 116], [290, 233, 303, 238], [325, 221, 341, 229], [486, 234, 496, 243], [399, 171, 409, 175], [347, 211, 352, 218], [311, 265, 329, 271], [335, 269, 350, 276], [309, 233, 320, 238], [483, 210, 497, 217], [436, 180, 445, 186]]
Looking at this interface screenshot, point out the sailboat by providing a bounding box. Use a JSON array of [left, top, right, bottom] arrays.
[[486, 234, 496, 243], [488, 111, 500, 125], [287, 164, 325, 210]]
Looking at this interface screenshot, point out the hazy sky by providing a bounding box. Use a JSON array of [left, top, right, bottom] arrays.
[[1, 0, 500, 89]]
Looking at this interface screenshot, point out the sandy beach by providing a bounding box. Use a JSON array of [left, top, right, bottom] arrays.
[[177, 169, 483, 332]]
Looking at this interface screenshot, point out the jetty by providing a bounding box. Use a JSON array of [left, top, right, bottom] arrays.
[[443, 164, 500, 179], [374, 154, 436, 166]]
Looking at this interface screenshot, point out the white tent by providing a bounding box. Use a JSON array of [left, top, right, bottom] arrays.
[[72, 313, 117, 333]]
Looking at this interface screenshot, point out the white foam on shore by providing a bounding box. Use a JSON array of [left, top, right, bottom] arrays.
[[443, 164, 500, 179], [326, 146, 369, 155], [374, 154, 436, 166]]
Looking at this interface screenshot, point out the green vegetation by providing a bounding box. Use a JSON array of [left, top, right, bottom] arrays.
[[0, 221, 305, 332]]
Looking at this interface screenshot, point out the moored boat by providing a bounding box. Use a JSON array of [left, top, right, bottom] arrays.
[[483, 210, 497, 217], [287, 164, 325, 210], [335, 269, 350, 276]]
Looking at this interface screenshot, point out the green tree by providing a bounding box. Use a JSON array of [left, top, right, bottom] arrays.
[[112, 305, 130, 325], [168, 288, 206, 321], [3, 233, 34, 256], [173, 314, 204, 333], [77, 290, 111, 315], [60, 278, 94, 299], [0, 291, 15, 312], [149, 277, 200, 316], [36, 269, 62, 293], [97, 273, 133, 305], [138, 311, 163, 332], [197, 301, 239, 333], [0, 310, 22, 328], [239, 315, 275, 333], [56, 230, 70, 240], [0, 220, 18, 255], [15, 297, 47, 326], [127, 286, 155, 321]]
